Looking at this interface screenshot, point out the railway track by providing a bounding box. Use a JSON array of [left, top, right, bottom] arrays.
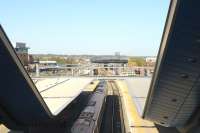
[[100, 80, 125, 133], [70, 80, 125, 133], [71, 80, 107, 133]]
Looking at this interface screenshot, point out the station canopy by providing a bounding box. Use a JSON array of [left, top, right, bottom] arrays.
[[91, 56, 128, 64]]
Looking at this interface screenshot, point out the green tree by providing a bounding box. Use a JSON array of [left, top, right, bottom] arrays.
[[128, 57, 146, 66]]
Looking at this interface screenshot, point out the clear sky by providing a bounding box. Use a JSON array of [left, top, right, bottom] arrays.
[[0, 0, 170, 56]]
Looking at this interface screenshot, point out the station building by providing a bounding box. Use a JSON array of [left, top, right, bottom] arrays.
[[91, 56, 128, 75]]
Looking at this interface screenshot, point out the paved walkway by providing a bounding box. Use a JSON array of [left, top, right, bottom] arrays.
[[116, 80, 158, 133], [116, 79, 180, 133], [125, 77, 151, 116]]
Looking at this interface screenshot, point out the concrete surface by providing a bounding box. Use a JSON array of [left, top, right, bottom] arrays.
[[0, 78, 94, 132], [116, 80, 158, 133], [125, 77, 152, 116], [34, 78, 94, 115], [83, 80, 99, 92], [116, 80, 180, 133], [34, 77, 69, 92]]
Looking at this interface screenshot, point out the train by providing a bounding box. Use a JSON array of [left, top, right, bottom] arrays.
[[71, 80, 107, 133]]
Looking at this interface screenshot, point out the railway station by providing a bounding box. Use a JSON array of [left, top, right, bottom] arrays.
[[1, 0, 200, 133], [91, 56, 128, 76]]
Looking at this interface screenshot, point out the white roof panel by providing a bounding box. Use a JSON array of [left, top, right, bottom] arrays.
[[33, 78, 94, 115]]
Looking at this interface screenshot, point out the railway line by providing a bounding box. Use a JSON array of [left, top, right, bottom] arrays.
[[100, 80, 125, 133], [70, 80, 125, 133], [71, 80, 107, 133]]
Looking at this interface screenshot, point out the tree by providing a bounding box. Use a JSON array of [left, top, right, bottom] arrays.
[[128, 57, 146, 66]]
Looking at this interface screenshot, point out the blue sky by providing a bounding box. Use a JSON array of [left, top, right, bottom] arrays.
[[0, 0, 170, 56]]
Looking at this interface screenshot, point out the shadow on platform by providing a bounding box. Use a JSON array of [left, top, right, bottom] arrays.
[[155, 124, 180, 133]]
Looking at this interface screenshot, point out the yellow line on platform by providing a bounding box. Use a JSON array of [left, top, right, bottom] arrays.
[[116, 80, 159, 133]]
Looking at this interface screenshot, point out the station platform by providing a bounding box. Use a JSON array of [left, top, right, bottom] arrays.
[[116, 79, 180, 133], [116, 80, 158, 133], [83, 80, 100, 92], [33, 77, 94, 115], [125, 77, 151, 116]]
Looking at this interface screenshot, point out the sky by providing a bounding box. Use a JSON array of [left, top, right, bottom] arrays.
[[0, 0, 170, 56]]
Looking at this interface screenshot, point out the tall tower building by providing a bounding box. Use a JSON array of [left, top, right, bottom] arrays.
[[15, 42, 29, 66]]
